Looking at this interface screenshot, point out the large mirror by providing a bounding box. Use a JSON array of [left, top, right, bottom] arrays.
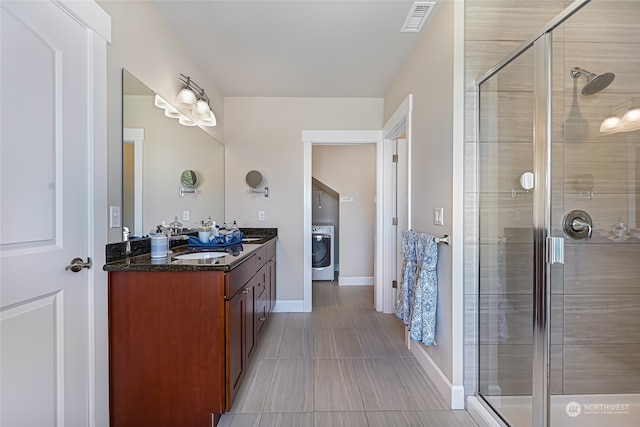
[[122, 70, 224, 238]]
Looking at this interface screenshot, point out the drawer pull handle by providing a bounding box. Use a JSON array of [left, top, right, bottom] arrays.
[[242, 287, 251, 294], [259, 317, 266, 322]]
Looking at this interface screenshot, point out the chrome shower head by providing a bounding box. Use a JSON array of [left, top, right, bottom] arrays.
[[570, 67, 615, 95]]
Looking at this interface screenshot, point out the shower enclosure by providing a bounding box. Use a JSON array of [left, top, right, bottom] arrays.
[[474, 1, 640, 426]]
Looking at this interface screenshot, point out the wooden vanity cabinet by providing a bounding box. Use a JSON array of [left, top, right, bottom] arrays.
[[109, 271, 226, 427], [224, 255, 257, 409], [109, 239, 277, 426]]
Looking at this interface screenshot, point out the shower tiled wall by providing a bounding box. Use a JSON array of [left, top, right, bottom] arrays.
[[464, 0, 640, 398]]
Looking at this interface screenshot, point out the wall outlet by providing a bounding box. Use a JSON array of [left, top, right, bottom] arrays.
[[258, 211, 266, 222], [182, 211, 190, 221], [109, 206, 121, 228]]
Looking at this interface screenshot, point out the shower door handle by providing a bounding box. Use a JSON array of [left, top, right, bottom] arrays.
[[547, 237, 564, 265], [563, 210, 593, 240]]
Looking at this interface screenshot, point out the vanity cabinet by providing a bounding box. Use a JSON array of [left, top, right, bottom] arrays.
[[224, 257, 257, 408], [108, 239, 276, 427], [109, 271, 226, 427]]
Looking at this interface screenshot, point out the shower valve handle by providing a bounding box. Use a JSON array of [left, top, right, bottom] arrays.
[[571, 218, 592, 238], [563, 210, 593, 240]]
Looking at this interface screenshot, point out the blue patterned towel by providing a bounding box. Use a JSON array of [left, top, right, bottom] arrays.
[[396, 230, 438, 346], [188, 230, 244, 248]]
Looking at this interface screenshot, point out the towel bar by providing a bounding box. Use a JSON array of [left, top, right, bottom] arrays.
[[435, 235, 450, 245]]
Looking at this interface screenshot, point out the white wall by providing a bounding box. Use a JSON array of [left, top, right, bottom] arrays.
[[384, 1, 456, 381], [313, 145, 376, 279], [98, 0, 225, 243], [224, 97, 383, 304]]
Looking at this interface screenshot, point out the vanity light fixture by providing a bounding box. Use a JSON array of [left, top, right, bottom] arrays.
[[176, 74, 217, 127], [152, 76, 217, 127]]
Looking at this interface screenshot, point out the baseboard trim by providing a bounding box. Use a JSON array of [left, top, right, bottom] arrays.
[[466, 396, 503, 427], [272, 300, 304, 312], [337, 276, 373, 286], [408, 335, 465, 410]]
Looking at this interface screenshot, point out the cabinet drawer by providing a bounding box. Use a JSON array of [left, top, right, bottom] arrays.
[[256, 246, 269, 268], [226, 255, 257, 298], [266, 239, 276, 259]]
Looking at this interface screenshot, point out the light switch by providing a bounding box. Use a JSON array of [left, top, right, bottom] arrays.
[[433, 207, 444, 226], [110, 206, 121, 228]]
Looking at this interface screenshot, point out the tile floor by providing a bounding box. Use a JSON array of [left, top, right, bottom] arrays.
[[218, 282, 478, 427]]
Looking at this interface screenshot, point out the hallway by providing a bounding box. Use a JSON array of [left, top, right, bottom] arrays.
[[219, 283, 478, 427]]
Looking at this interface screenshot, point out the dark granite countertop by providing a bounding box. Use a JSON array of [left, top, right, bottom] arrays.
[[104, 228, 277, 273]]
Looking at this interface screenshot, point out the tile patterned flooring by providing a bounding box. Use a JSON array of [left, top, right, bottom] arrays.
[[219, 282, 478, 427]]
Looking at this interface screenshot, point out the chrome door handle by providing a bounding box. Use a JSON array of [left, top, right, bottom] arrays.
[[65, 257, 92, 272]]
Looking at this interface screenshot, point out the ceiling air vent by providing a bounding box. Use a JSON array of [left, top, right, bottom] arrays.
[[401, 1, 437, 33]]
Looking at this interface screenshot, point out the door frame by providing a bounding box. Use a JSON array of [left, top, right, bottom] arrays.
[[302, 130, 381, 312], [123, 128, 145, 237], [302, 96, 413, 313], [56, 2, 111, 426], [381, 95, 413, 314]]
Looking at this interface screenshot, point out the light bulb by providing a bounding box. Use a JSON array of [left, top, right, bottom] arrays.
[[599, 116, 623, 134], [621, 108, 640, 132], [176, 87, 197, 109], [193, 99, 210, 117]]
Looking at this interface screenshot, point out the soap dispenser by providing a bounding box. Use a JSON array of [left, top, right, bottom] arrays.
[[169, 216, 183, 233], [151, 222, 169, 258]]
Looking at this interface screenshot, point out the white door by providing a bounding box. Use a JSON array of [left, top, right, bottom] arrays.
[[1, 2, 92, 425]]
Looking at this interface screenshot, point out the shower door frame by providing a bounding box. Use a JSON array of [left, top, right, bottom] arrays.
[[474, 1, 591, 427]]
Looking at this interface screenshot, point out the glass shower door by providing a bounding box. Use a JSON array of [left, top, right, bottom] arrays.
[[549, 1, 640, 426], [477, 46, 536, 427]]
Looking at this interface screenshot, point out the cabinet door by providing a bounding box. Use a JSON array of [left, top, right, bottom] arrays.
[[268, 256, 277, 312], [226, 290, 245, 408], [244, 276, 256, 362], [256, 299, 268, 338]]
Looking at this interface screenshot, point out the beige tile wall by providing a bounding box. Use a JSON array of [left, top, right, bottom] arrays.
[[465, 0, 640, 398]]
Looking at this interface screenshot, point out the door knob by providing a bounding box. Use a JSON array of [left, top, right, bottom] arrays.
[[562, 210, 593, 240], [65, 257, 92, 272]]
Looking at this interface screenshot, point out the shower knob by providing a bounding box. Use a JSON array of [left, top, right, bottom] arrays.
[[563, 210, 593, 240]]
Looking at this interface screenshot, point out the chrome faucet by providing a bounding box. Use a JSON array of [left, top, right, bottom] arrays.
[[123, 226, 131, 255]]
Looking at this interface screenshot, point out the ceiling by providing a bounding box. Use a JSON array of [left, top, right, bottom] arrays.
[[151, 1, 433, 98]]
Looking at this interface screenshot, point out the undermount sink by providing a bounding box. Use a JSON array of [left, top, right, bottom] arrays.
[[173, 251, 228, 260]]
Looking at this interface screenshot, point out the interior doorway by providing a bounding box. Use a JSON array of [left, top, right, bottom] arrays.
[[302, 96, 412, 313]]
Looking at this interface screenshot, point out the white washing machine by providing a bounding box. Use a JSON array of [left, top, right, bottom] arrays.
[[312, 225, 334, 281]]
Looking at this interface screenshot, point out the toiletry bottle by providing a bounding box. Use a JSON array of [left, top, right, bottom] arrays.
[[232, 220, 238, 230], [151, 225, 168, 258]]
